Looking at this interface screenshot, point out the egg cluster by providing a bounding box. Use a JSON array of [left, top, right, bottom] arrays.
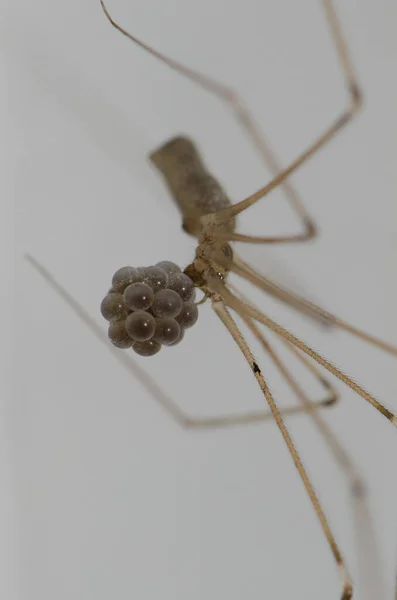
[[100, 261, 199, 356]]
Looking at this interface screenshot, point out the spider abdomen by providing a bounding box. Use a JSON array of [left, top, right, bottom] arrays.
[[150, 136, 235, 237]]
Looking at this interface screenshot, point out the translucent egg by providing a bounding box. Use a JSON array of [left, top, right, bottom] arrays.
[[151, 289, 183, 318], [108, 321, 133, 348], [125, 311, 156, 341], [124, 282, 154, 311]]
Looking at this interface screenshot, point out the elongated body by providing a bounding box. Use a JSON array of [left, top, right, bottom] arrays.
[[22, 3, 397, 599], [150, 136, 235, 237], [94, 3, 397, 597]]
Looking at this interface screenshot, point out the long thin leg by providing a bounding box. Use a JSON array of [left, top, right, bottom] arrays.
[[350, 493, 386, 600], [24, 254, 191, 426], [25, 253, 335, 430], [212, 296, 353, 599], [230, 254, 336, 329], [223, 251, 397, 355], [242, 315, 386, 600], [100, 0, 361, 239], [187, 319, 338, 430], [229, 281, 339, 398], [207, 229, 316, 244], [208, 276, 397, 426], [27, 256, 387, 595]]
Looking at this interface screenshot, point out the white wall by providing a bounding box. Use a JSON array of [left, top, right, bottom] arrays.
[[3, 1, 397, 599]]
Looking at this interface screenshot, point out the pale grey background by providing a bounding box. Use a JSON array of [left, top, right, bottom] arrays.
[[3, 1, 397, 599]]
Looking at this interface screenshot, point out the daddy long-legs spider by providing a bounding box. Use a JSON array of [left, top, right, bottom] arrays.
[[8, 0, 397, 598]]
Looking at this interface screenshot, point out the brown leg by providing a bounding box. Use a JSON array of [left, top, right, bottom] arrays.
[[222, 252, 397, 356], [25, 253, 335, 430], [230, 254, 336, 328], [100, 0, 362, 240], [208, 275, 397, 427], [275, 333, 387, 600], [27, 256, 386, 597], [184, 322, 337, 429], [242, 314, 387, 600], [212, 296, 353, 599], [24, 255, 190, 425]]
